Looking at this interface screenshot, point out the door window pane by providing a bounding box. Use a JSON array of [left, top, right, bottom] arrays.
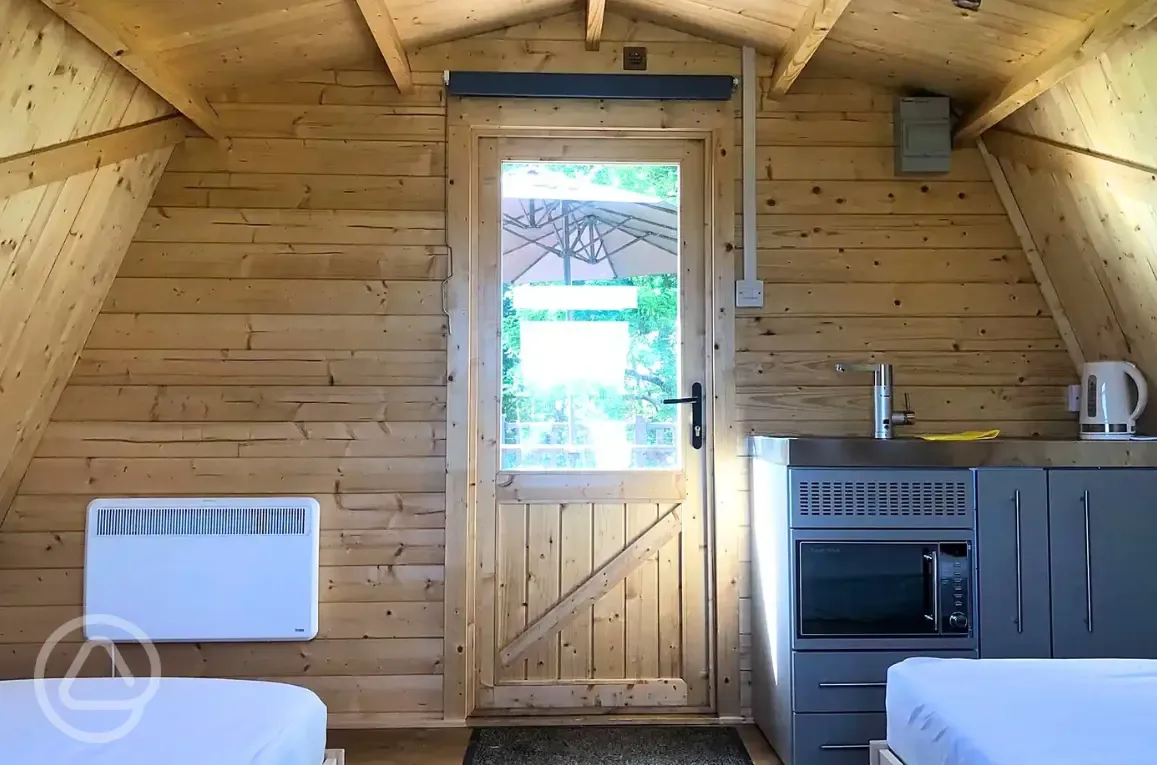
[[499, 162, 681, 471]]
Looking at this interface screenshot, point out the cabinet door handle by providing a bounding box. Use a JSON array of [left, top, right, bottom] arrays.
[[817, 681, 886, 689], [1082, 489, 1094, 633], [819, 744, 871, 751], [1014, 489, 1024, 634]]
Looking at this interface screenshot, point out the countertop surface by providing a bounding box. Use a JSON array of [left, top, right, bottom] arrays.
[[750, 436, 1157, 468]]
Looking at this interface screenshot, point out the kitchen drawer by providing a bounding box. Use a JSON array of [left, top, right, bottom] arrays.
[[793, 712, 884, 765], [793, 650, 976, 712]]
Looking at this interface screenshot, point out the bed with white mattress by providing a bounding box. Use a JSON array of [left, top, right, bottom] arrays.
[[870, 657, 1157, 765], [0, 677, 338, 765]]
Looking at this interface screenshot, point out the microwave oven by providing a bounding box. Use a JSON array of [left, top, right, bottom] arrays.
[[795, 536, 973, 642]]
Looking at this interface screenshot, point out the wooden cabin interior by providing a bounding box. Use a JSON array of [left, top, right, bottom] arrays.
[[3, 0, 1157, 762]]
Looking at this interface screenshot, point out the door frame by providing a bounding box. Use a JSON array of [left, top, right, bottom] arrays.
[[475, 136, 709, 714], [442, 98, 741, 722]]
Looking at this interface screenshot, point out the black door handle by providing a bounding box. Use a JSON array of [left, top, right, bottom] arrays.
[[663, 382, 704, 450]]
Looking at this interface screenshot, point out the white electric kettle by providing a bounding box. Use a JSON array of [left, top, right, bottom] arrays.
[[1080, 361, 1149, 440]]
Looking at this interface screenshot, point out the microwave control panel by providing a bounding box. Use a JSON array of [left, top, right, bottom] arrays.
[[938, 542, 972, 634]]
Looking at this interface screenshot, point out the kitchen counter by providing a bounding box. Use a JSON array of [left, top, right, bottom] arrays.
[[751, 436, 1157, 468]]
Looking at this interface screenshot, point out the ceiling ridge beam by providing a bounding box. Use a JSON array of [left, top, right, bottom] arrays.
[[955, 0, 1157, 143], [767, 0, 854, 99], [586, 0, 607, 50], [353, 0, 415, 94], [37, 0, 224, 141], [1, 114, 188, 198]]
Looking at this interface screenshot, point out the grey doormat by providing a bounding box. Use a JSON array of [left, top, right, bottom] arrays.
[[464, 726, 753, 765]]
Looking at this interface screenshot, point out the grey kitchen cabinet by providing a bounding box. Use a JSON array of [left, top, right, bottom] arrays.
[[976, 469, 1052, 658], [792, 650, 977, 713], [1048, 469, 1157, 659], [792, 713, 886, 765]]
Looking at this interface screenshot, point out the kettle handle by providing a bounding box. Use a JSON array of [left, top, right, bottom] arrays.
[[1125, 362, 1149, 421]]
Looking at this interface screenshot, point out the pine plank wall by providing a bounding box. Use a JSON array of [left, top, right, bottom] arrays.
[[995, 23, 1157, 431], [0, 1, 175, 512], [0, 12, 1076, 724]]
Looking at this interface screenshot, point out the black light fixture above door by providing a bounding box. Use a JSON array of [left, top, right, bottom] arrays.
[[444, 71, 737, 101]]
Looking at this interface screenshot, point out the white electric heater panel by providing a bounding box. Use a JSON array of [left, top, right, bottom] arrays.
[[84, 497, 320, 642]]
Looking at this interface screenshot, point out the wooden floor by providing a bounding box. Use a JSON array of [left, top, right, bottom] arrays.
[[327, 727, 782, 765]]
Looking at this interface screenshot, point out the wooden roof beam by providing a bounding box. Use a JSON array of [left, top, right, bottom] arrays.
[[586, 0, 607, 50], [955, 0, 1157, 144], [977, 137, 1086, 375], [353, 0, 414, 93], [1, 115, 187, 198], [767, 0, 854, 99], [37, 0, 224, 141], [983, 128, 1157, 192]]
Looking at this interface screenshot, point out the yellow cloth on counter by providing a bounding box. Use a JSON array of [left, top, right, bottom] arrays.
[[919, 430, 1001, 441]]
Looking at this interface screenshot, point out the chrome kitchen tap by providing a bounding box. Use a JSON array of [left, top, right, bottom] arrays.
[[834, 362, 915, 439]]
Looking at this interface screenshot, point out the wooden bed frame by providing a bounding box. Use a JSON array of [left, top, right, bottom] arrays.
[[323, 749, 345, 765], [869, 741, 905, 765]]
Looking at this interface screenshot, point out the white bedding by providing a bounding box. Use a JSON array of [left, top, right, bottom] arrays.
[[887, 657, 1157, 765], [0, 677, 326, 765]]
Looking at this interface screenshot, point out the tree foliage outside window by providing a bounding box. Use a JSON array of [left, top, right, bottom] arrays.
[[503, 162, 679, 203], [500, 163, 681, 470]]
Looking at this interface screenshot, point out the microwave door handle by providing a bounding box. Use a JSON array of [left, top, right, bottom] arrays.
[[923, 549, 938, 630]]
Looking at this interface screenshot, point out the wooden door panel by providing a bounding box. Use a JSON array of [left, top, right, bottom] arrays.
[[478, 679, 689, 710], [496, 503, 527, 683], [591, 502, 627, 680], [625, 503, 660, 680], [658, 532, 682, 679], [559, 502, 593, 680], [487, 501, 689, 702], [526, 503, 560, 680]]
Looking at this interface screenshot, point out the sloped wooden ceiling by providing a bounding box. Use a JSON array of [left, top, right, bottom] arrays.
[[0, 0, 183, 514], [24, 0, 1151, 105], [984, 20, 1157, 428]]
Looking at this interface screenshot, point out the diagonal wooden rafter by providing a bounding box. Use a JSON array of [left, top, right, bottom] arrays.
[[1, 115, 187, 198], [976, 136, 1085, 375], [499, 505, 682, 668], [353, 0, 415, 94], [37, 0, 224, 141], [955, 0, 1157, 144], [983, 128, 1157, 192], [767, 0, 855, 99], [586, 0, 607, 50]]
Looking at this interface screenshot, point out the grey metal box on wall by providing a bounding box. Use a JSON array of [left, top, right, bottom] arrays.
[[894, 97, 952, 175]]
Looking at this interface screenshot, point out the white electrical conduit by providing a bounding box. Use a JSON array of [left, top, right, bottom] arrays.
[[742, 46, 757, 283], [736, 46, 763, 308]]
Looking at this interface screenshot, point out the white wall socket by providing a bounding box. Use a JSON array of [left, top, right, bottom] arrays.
[[736, 279, 764, 309], [1066, 384, 1081, 413]]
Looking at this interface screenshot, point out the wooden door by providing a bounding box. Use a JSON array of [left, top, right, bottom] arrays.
[[471, 137, 713, 714]]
